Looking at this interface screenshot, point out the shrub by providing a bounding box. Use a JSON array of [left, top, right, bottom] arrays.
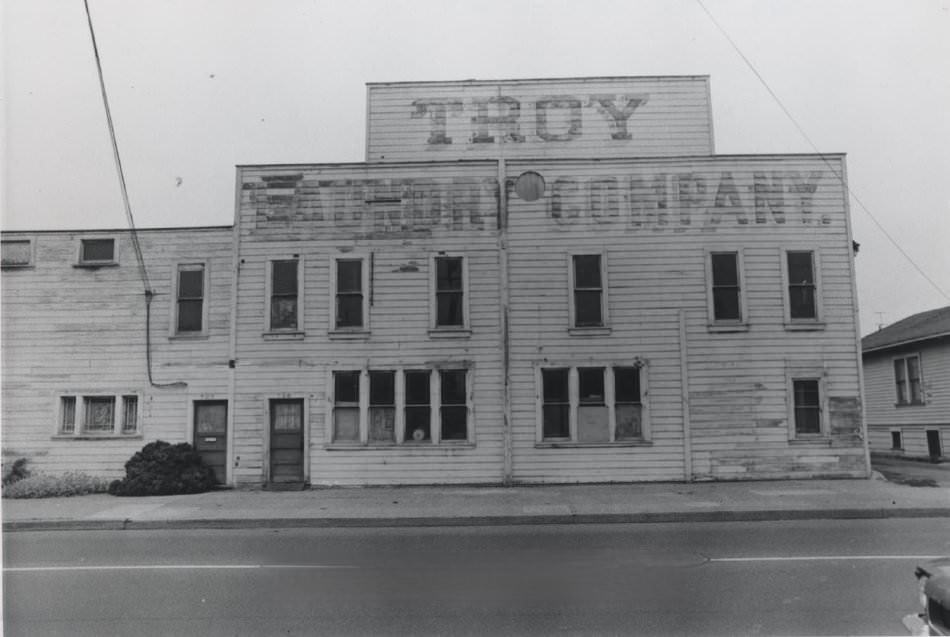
[[2, 472, 110, 499], [108, 440, 217, 496], [2, 457, 31, 486]]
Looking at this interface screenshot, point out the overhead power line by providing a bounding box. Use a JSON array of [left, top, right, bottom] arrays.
[[696, 0, 950, 302]]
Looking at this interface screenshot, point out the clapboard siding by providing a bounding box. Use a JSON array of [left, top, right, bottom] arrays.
[[863, 338, 950, 458], [366, 77, 713, 162], [233, 163, 506, 485], [504, 154, 866, 482], [1, 228, 234, 477]]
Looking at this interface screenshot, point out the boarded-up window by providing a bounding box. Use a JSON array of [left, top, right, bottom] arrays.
[[404, 371, 431, 443], [793, 379, 821, 435], [333, 371, 360, 442], [83, 396, 116, 433], [80, 238, 115, 264], [435, 257, 464, 327], [787, 251, 816, 319], [369, 371, 395, 443], [1, 240, 32, 267], [60, 397, 76, 434], [439, 369, 467, 440], [711, 252, 741, 321], [614, 367, 643, 440], [336, 259, 363, 328], [573, 255, 603, 327], [577, 367, 608, 442], [270, 260, 298, 330], [176, 264, 205, 333], [541, 368, 570, 439], [121, 396, 138, 433]]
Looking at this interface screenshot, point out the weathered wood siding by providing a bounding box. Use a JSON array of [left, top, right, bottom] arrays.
[[505, 155, 867, 482], [864, 338, 950, 457], [233, 162, 506, 485], [1, 228, 234, 477], [366, 76, 714, 163]]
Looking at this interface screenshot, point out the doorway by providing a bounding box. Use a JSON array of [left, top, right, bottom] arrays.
[[269, 399, 304, 484], [927, 429, 942, 460], [193, 400, 228, 485]]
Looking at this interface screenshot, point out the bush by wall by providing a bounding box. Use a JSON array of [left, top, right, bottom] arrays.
[[2, 457, 31, 486], [108, 440, 217, 496], [2, 472, 110, 499]]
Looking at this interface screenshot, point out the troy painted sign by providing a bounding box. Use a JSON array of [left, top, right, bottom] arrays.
[[411, 95, 649, 145], [246, 168, 836, 234]]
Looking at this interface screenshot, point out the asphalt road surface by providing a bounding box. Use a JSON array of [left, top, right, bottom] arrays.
[[4, 518, 949, 636]]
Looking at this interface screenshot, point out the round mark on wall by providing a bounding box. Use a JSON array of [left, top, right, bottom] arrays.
[[514, 171, 546, 201]]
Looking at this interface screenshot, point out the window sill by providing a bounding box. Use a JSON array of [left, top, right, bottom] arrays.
[[567, 326, 612, 337], [536, 440, 652, 449], [169, 333, 210, 341], [428, 328, 472, 339], [324, 442, 476, 450], [784, 321, 826, 331], [707, 322, 749, 333], [895, 402, 926, 408], [328, 329, 371, 341], [788, 436, 831, 445], [73, 262, 119, 269], [52, 434, 143, 441], [1, 264, 34, 270], [263, 330, 305, 341]]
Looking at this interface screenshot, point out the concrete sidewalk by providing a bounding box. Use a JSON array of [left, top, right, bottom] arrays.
[[3, 476, 949, 532]]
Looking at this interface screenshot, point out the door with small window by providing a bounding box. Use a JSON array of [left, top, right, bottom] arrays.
[[193, 401, 228, 485], [270, 399, 304, 483]]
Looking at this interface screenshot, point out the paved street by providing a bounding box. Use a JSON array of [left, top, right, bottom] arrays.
[[872, 454, 950, 487], [5, 518, 949, 636]]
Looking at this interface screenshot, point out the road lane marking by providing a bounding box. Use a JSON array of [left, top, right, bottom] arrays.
[[4, 564, 359, 572], [709, 555, 943, 563]]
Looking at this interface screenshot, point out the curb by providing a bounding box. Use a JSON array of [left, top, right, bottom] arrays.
[[5, 507, 950, 532]]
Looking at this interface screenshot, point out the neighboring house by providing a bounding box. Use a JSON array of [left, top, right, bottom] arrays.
[[862, 306, 950, 460], [1, 75, 870, 486]]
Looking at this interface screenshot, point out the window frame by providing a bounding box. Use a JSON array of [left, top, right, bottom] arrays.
[[325, 367, 473, 448], [1, 238, 34, 269], [170, 261, 209, 337], [75, 236, 118, 267], [429, 254, 471, 337], [780, 248, 824, 329], [329, 253, 371, 337], [567, 251, 610, 334], [54, 393, 142, 438], [890, 428, 903, 451], [893, 353, 925, 406], [535, 362, 650, 446], [264, 257, 304, 337], [705, 248, 748, 330], [785, 366, 828, 440]]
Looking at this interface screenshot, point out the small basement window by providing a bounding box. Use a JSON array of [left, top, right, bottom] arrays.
[[79, 238, 116, 265]]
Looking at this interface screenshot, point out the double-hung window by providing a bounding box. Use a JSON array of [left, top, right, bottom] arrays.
[[431, 255, 469, 334], [58, 394, 140, 437], [329, 368, 470, 446], [175, 264, 206, 335], [269, 259, 300, 332], [707, 251, 745, 327], [783, 249, 822, 326], [894, 355, 924, 405], [334, 258, 366, 330], [539, 364, 647, 444], [569, 253, 608, 331], [791, 379, 822, 435]]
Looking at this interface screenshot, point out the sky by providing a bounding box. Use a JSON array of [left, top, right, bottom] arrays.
[[3, 0, 949, 336]]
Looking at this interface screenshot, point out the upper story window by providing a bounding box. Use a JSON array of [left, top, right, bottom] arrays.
[[708, 251, 746, 324], [58, 394, 140, 437], [569, 253, 609, 332], [78, 238, 116, 266], [434, 256, 464, 328], [1, 239, 33, 268], [782, 249, 824, 328], [894, 354, 924, 405], [268, 259, 300, 332], [175, 264, 206, 335], [333, 257, 368, 331]]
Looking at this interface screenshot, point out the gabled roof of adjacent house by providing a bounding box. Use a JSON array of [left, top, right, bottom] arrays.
[[862, 305, 950, 354]]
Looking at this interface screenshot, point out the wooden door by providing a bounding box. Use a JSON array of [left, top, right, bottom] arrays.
[[927, 430, 942, 460], [194, 401, 228, 484], [270, 399, 304, 483]]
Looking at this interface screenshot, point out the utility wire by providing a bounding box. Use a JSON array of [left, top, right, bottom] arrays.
[[696, 0, 950, 302], [83, 0, 186, 388]]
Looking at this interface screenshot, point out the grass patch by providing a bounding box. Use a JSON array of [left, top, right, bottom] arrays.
[[2, 472, 111, 499]]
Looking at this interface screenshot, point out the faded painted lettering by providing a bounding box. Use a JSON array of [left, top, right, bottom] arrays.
[[411, 99, 463, 145], [535, 97, 582, 142], [588, 94, 648, 140]]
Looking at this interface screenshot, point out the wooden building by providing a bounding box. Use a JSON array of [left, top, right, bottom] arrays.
[[862, 306, 950, 460], [1, 76, 870, 485]]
